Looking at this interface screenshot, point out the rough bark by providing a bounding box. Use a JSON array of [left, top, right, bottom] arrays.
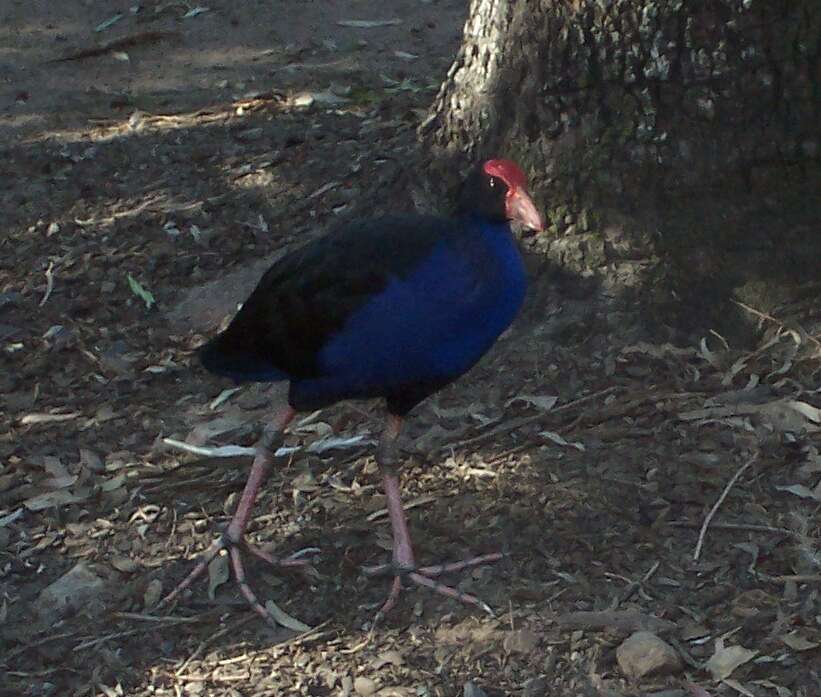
[[420, 0, 820, 342]]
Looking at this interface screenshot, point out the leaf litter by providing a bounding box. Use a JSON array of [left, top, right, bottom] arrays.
[[2, 2, 819, 696]]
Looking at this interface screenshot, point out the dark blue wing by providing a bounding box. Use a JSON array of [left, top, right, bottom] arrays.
[[290, 219, 526, 411]]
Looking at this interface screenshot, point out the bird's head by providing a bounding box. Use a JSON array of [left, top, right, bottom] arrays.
[[458, 159, 544, 232]]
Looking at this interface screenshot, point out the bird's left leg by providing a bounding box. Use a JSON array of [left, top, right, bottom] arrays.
[[161, 406, 314, 622], [362, 415, 502, 621]]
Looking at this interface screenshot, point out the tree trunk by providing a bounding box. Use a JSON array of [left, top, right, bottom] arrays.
[[420, 0, 820, 343]]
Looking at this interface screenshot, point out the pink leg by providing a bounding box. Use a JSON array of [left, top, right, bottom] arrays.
[[366, 414, 501, 622], [160, 407, 311, 623]]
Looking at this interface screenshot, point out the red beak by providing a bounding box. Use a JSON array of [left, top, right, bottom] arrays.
[[507, 189, 544, 232]]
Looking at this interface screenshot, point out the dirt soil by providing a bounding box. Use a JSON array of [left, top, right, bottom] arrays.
[[1, 2, 820, 697]]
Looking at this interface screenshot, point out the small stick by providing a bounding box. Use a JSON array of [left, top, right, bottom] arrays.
[[175, 614, 256, 676], [2, 632, 77, 664], [162, 437, 299, 459], [365, 494, 438, 522], [74, 616, 202, 651], [39, 262, 55, 307], [667, 521, 799, 538], [446, 385, 621, 452], [114, 612, 202, 622], [733, 299, 821, 350], [694, 453, 758, 561], [45, 31, 180, 63]]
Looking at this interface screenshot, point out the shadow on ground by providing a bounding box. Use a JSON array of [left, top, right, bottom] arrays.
[[1, 2, 819, 696]]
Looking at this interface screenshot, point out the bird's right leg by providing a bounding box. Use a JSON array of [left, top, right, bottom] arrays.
[[161, 406, 313, 622]]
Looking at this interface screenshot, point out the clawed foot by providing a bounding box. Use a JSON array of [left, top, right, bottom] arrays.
[[160, 533, 319, 624], [362, 552, 505, 622]]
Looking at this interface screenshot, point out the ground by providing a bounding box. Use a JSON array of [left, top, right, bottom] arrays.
[[1, 2, 820, 697]]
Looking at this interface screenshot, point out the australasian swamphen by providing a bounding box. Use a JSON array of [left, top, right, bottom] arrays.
[[162, 159, 544, 623]]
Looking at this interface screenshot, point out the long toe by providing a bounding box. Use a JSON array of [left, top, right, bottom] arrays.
[[242, 541, 321, 570], [160, 535, 231, 608], [161, 535, 313, 626], [408, 571, 495, 616], [366, 552, 503, 622]]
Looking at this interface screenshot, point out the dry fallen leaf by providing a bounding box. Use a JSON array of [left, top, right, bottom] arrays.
[[775, 483, 821, 503], [24, 489, 91, 511], [111, 557, 139, 573], [506, 394, 558, 411], [705, 642, 757, 680], [370, 649, 404, 669], [42, 456, 76, 489], [264, 599, 312, 632], [685, 682, 713, 697], [539, 430, 585, 451], [207, 555, 229, 599], [780, 631, 819, 652], [722, 678, 756, 697], [20, 412, 80, 425]]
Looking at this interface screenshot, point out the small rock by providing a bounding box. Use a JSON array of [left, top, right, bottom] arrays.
[[463, 682, 488, 697], [143, 579, 163, 608], [354, 676, 377, 696], [237, 390, 270, 410], [522, 676, 549, 697], [616, 631, 682, 680], [35, 562, 105, 621], [293, 93, 315, 108]]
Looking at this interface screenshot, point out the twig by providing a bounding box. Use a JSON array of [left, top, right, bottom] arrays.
[[694, 453, 758, 561], [45, 31, 180, 63], [74, 616, 202, 651], [769, 574, 821, 583], [733, 299, 821, 350], [366, 494, 438, 522], [445, 385, 621, 452], [162, 434, 370, 460], [667, 521, 800, 538], [609, 560, 660, 608], [556, 609, 676, 634], [668, 637, 704, 670], [74, 194, 167, 227], [163, 438, 257, 458], [274, 619, 332, 649], [2, 631, 77, 663], [114, 611, 203, 622], [175, 614, 256, 676], [39, 262, 55, 307]]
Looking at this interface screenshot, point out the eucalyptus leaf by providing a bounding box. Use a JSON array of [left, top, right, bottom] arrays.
[[127, 274, 155, 309]]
